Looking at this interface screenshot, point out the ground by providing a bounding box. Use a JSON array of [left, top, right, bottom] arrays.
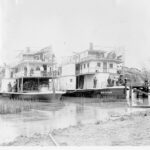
[[2, 110, 150, 146]]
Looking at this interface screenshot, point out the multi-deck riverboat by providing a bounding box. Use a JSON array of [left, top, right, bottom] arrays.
[[0, 46, 64, 102], [59, 43, 126, 100]]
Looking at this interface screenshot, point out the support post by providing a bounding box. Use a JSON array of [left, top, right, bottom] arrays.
[[48, 79, 49, 90], [78, 76, 79, 89], [129, 85, 132, 99], [124, 78, 127, 98], [38, 78, 39, 92], [52, 55, 55, 100], [21, 77, 23, 92], [17, 79, 19, 92]]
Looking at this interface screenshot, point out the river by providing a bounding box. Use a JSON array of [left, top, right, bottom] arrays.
[[0, 95, 150, 145]]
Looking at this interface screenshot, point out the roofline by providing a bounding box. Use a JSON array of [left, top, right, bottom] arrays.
[[14, 76, 57, 79], [13, 61, 54, 68], [76, 58, 123, 64], [74, 49, 106, 55]]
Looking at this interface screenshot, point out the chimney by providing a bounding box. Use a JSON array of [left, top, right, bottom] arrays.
[[89, 42, 93, 50]]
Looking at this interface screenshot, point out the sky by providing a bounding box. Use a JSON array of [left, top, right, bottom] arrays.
[[1, 0, 150, 69]]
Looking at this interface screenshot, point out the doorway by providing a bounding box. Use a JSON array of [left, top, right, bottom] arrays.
[[76, 75, 84, 89], [103, 62, 107, 72]]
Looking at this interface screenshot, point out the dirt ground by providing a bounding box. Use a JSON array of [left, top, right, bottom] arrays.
[[2, 110, 150, 146]]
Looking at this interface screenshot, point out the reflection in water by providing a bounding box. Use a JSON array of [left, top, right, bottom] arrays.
[[0, 117, 18, 144], [76, 104, 84, 114], [128, 92, 150, 106], [0, 96, 149, 144]]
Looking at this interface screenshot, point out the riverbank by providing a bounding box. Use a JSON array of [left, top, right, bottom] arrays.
[[2, 109, 150, 146]]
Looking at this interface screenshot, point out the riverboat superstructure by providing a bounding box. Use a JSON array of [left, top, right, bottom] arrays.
[[59, 43, 126, 99], [0, 46, 64, 101]]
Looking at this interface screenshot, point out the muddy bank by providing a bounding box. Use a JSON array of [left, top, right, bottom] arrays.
[[2, 109, 150, 146], [2, 134, 54, 146]]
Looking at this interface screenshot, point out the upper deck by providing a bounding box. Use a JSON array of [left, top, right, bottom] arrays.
[[61, 44, 124, 76], [61, 43, 123, 65], [3, 46, 59, 79]]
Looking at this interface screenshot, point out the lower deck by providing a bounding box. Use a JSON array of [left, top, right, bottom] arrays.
[[63, 86, 126, 99], [0, 91, 64, 102]]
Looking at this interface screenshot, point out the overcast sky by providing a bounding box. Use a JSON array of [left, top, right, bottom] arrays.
[[1, 0, 150, 69]]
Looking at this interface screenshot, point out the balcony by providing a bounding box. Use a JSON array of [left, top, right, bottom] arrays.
[[19, 58, 52, 64], [14, 71, 58, 78], [76, 67, 97, 75], [76, 67, 117, 75], [78, 55, 123, 64]]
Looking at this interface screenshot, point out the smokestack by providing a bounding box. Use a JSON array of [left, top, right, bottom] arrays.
[[89, 42, 93, 50]]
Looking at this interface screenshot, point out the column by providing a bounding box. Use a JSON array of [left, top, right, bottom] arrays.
[[17, 79, 19, 92], [21, 77, 23, 92], [27, 64, 30, 77], [38, 78, 39, 91]]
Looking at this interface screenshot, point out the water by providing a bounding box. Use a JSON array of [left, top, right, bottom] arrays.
[[127, 92, 150, 106], [0, 96, 150, 145]]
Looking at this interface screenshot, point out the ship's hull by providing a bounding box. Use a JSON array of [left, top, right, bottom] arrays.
[[0, 91, 65, 102], [62, 86, 126, 100]]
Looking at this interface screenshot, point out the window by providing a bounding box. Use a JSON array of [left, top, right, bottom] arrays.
[[110, 64, 113, 68], [11, 72, 13, 78], [70, 79, 73, 82], [34, 55, 40, 60], [36, 66, 40, 71], [97, 62, 101, 67], [84, 64, 86, 68], [30, 68, 34, 76], [80, 65, 82, 70], [100, 54, 104, 58], [15, 68, 18, 73], [87, 63, 89, 68]]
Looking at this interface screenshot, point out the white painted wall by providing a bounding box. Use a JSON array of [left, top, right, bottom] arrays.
[[95, 73, 110, 88], [0, 79, 16, 92], [80, 61, 96, 74], [48, 78, 60, 91], [4, 68, 11, 78], [107, 62, 117, 73], [83, 75, 93, 89], [59, 76, 76, 90], [61, 64, 76, 76], [83, 73, 110, 89], [79, 61, 118, 74], [59, 60, 118, 90]]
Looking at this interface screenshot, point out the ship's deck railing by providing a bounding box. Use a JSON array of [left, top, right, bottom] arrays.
[[14, 71, 58, 78], [76, 55, 122, 63], [19, 59, 53, 64], [61, 55, 123, 66], [76, 67, 117, 75]]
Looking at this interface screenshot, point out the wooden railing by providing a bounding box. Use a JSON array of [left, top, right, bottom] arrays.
[[14, 71, 58, 78]]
